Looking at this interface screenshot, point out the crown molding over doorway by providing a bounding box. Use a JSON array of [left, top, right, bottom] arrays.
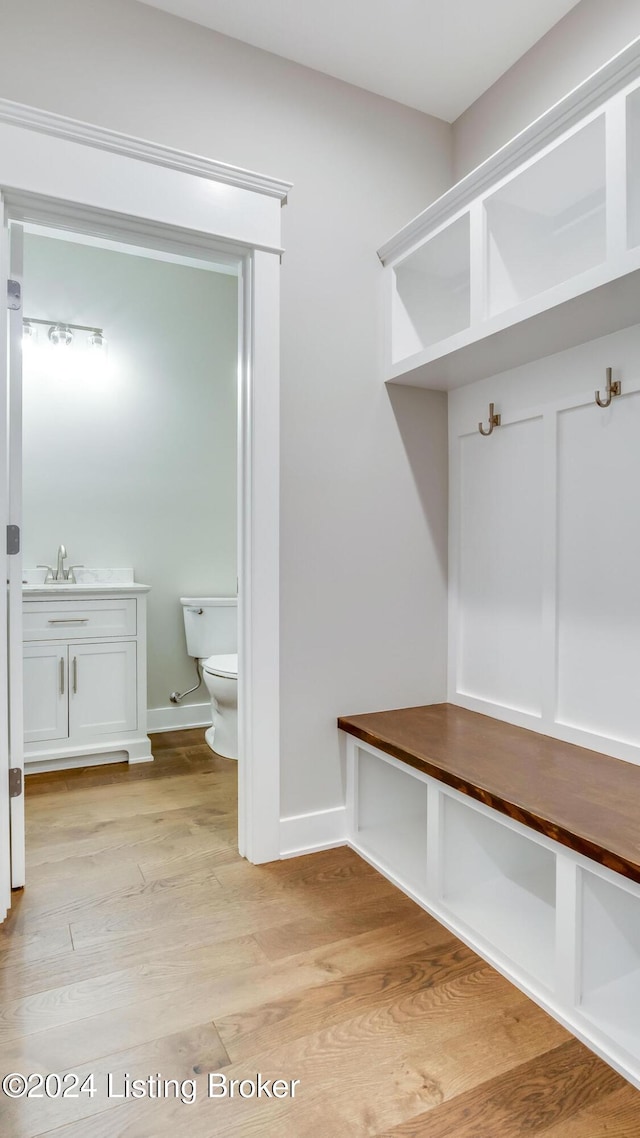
[[0, 98, 292, 203]]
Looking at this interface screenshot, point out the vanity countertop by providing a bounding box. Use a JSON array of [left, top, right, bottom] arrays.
[[23, 583, 151, 597], [22, 567, 150, 596]]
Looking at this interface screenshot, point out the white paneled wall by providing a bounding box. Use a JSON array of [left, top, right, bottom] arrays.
[[449, 328, 640, 765], [457, 417, 544, 716], [556, 393, 640, 747]]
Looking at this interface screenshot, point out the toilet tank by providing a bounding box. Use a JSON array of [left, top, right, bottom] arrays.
[[180, 597, 237, 658]]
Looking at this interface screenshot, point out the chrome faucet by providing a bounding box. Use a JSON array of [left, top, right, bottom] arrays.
[[56, 544, 67, 581], [37, 545, 83, 583]]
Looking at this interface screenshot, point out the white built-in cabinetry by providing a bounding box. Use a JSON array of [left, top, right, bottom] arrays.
[[345, 734, 640, 1090], [380, 38, 640, 389], [23, 585, 152, 771], [362, 34, 640, 1093]]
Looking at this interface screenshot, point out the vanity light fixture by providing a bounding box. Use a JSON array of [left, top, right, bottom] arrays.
[[48, 323, 73, 346], [22, 318, 105, 349]]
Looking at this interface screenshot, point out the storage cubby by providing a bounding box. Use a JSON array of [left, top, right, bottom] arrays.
[[580, 870, 640, 1059], [441, 795, 556, 988], [382, 50, 640, 389], [485, 116, 606, 316], [342, 706, 640, 1087], [355, 750, 428, 893], [391, 214, 470, 362], [627, 87, 640, 249]]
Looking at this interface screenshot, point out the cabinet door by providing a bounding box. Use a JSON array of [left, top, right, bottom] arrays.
[[69, 642, 137, 740], [23, 643, 68, 744]]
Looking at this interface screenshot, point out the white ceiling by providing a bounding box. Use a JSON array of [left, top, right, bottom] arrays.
[[136, 0, 581, 121]]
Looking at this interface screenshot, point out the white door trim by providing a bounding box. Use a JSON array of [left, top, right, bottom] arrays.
[[0, 100, 288, 881], [0, 98, 291, 202]]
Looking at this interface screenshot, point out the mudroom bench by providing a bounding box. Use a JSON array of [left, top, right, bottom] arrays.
[[338, 703, 640, 1089]]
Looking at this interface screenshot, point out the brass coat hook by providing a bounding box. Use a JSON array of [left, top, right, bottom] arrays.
[[478, 402, 501, 437], [595, 367, 621, 408]]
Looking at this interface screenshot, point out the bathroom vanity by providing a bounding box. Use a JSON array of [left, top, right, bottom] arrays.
[[22, 574, 152, 772]]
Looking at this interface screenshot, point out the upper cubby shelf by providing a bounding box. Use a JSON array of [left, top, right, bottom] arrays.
[[380, 37, 640, 391]]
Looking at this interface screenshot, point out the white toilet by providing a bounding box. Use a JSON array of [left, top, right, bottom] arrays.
[[180, 597, 238, 759]]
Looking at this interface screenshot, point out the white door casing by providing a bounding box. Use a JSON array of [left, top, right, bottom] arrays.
[[0, 100, 290, 911], [8, 219, 25, 888]]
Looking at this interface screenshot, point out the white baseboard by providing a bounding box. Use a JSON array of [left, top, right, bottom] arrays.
[[280, 805, 347, 858], [25, 751, 128, 775], [147, 703, 212, 733]]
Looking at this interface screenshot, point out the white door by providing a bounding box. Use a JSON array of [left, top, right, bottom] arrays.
[[0, 196, 12, 918], [7, 220, 25, 888], [0, 204, 25, 914], [69, 641, 137, 739], [23, 644, 68, 744]]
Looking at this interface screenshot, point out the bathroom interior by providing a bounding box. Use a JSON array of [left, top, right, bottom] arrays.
[[20, 224, 240, 831]]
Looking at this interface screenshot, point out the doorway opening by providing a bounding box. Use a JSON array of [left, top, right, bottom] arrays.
[[0, 110, 286, 916], [9, 214, 246, 878]]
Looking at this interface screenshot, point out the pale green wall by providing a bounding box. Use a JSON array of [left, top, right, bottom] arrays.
[[22, 234, 238, 713]]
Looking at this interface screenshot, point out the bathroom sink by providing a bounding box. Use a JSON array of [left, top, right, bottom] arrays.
[[22, 582, 150, 594], [22, 569, 150, 595]]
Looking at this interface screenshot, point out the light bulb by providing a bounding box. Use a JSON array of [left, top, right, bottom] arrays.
[[48, 324, 73, 346], [89, 330, 104, 349]]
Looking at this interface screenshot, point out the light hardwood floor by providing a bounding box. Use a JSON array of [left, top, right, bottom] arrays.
[[0, 729, 637, 1137]]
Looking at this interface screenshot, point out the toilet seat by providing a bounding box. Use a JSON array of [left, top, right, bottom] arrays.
[[202, 653, 238, 680]]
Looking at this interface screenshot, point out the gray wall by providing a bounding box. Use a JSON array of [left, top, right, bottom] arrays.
[[453, 0, 640, 178], [0, 0, 452, 819], [22, 234, 238, 713]]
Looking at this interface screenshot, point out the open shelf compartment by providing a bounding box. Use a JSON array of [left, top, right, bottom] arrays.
[[579, 869, 640, 1059], [391, 213, 470, 363], [441, 794, 556, 989], [355, 749, 428, 893], [627, 87, 640, 250], [485, 115, 606, 317]]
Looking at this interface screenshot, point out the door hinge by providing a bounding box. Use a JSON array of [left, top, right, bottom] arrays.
[[9, 768, 22, 798], [7, 280, 21, 311], [6, 525, 20, 555]]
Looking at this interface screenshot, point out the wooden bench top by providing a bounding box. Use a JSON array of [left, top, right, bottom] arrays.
[[338, 703, 640, 884]]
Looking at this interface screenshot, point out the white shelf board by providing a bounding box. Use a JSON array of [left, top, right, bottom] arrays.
[[356, 816, 427, 893], [443, 872, 556, 989], [388, 261, 640, 390], [581, 967, 640, 1059]]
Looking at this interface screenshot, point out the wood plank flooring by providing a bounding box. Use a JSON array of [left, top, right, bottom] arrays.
[[0, 730, 636, 1137]]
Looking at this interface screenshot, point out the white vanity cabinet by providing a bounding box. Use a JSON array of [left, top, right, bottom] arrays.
[[22, 586, 152, 771], [23, 642, 68, 744]]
